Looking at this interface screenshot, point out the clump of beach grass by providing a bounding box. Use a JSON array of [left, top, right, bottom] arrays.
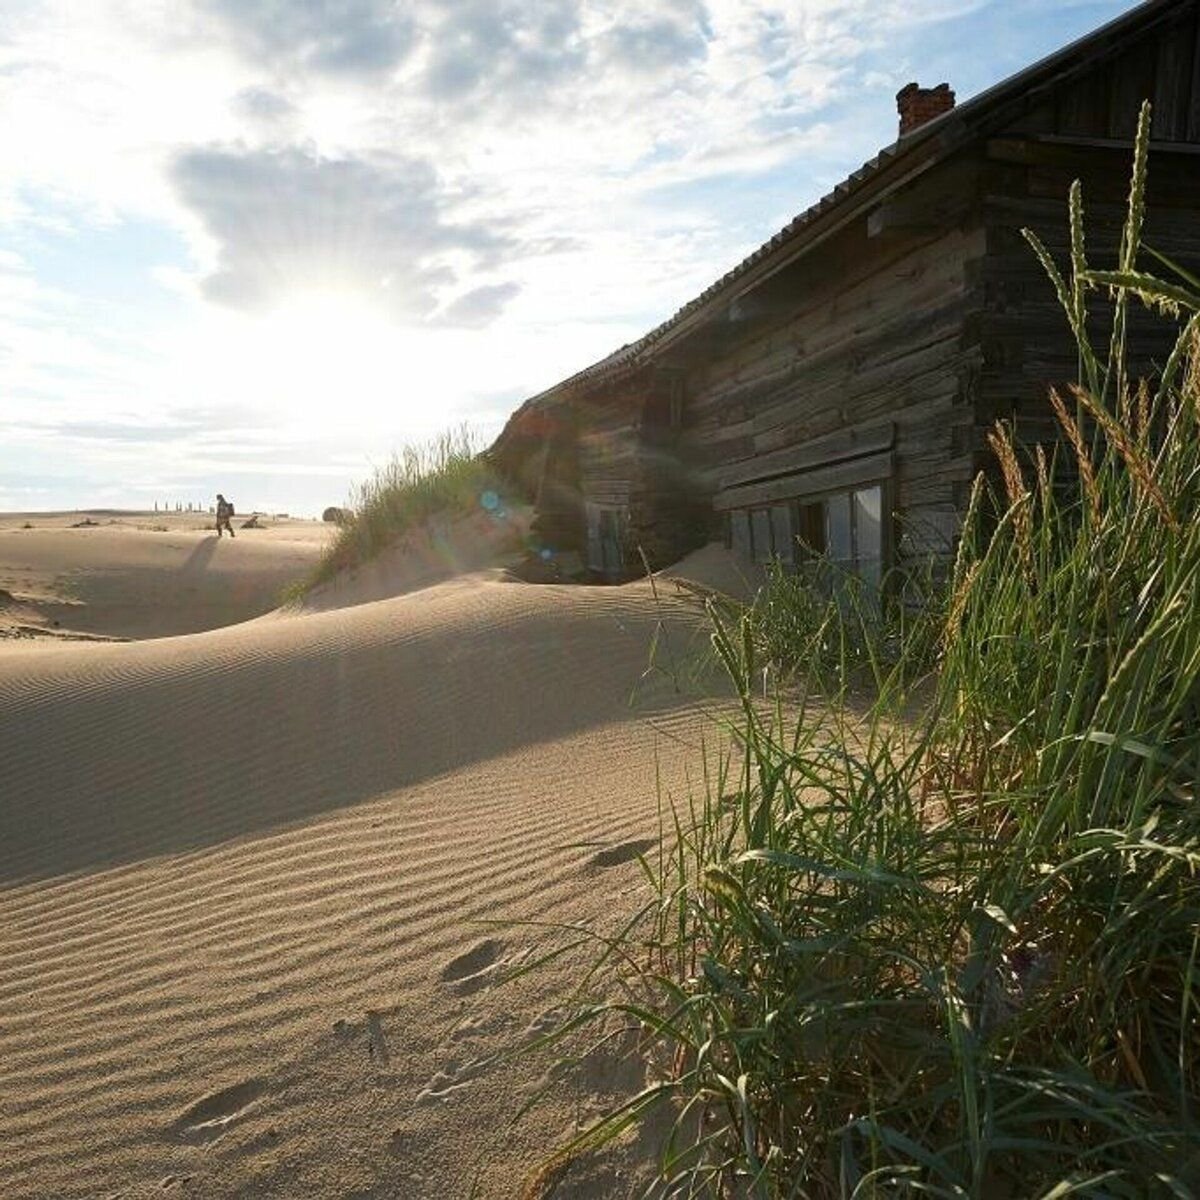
[[737, 555, 939, 702], [297, 425, 505, 591], [519, 102, 1200, 1196]]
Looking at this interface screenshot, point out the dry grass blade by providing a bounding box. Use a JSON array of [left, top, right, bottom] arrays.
[[987, 421, 1034, 575], [1050, 388, 1102, 528], [1070, 383, 1177, 529]]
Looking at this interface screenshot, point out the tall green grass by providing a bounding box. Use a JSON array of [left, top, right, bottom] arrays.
[[736, 556, 940, 701], [303, 425, 501, 588], [524, 102, 1200, 1197]]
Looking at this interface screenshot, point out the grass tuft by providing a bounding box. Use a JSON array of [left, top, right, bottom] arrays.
[[287, 425, 507, 596]]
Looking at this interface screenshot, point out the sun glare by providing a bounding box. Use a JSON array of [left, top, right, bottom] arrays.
[[177, 283, 533, 450], [221, 289, 414, 432]]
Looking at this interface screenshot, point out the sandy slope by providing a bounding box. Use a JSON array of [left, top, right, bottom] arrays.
[[0, 547, 739, 1198], [0, 512, 331, 642]]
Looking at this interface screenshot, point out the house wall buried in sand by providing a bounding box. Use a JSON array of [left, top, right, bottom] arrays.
[[491, 0, 1200, 587]]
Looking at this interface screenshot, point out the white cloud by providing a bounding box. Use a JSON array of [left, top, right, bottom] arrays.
[[200, 0, 417, 78], [0, 0, 1137, 510], [169, 145, 516, 320]]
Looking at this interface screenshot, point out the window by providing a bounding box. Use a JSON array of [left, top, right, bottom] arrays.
[[769, 504, 795, 565], [730, 509, 752, 558], [826, 492, 852, 564], [853, 486, 883, 591], [796, 501, 824, 555], [726, 504, 797, 563], [750, 509, 772, 563], [726, 482, 887, 589], [586, 504, 627, 575]]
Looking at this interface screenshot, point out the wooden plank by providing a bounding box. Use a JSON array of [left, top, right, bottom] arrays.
[[690, 342, 961, 469], [1153, 12, 1195, 140], [716, 421, 895, 490], [746, 338, 969, 453], [1108, 36, 1158, 139], [1190, 5, 1200, 142], [688, 224, 979, 408], [685, 246, 975, 445], [896, 456, 977, 508], [1003, 97, 1058, 137], [987, 136, 1200, 171], [1055, 66, 1110, 137], [1033, 134, 1200, 156], [714, 451, 893, 511], [866, 161, 979, 239], [983, 192, 1199, 226], [691, 349, 970, 474]]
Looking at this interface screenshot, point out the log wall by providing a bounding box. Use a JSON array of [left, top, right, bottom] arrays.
[[974, 147, 1200, 467], [515, 0, 1200, 581], [572, 369, 706, 575], [973, 0, 1200, 475], [674, 216, 988, 567]]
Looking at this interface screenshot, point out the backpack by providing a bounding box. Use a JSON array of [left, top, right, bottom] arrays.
[[228, 501, 235, 517]]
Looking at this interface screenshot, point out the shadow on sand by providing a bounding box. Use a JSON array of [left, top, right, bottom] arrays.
[[178, 534, 220, 576], [0, 587, 714, 883]]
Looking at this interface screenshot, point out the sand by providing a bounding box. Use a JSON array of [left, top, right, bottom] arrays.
[[0, 520, 744, 1198], [0, 511, 332, 643]]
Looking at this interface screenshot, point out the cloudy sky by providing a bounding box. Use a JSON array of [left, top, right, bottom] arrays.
[[1, 0, 1134, 514]]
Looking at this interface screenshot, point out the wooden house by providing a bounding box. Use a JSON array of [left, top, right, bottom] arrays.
[[491, 0, 1200, 583]]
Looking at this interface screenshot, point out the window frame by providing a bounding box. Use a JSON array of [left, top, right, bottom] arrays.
[[725, 477, 893, 589], [585, 502, 628, 575]]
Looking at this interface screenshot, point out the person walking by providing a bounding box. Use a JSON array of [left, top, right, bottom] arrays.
[[215, 493, 236, 538]]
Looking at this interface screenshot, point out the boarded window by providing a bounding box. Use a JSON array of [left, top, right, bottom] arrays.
[[727, 481, 888, 591], [751, 508, 773, 563], [770, 504, 795, 564], [586, 504, 627, 575], [729, 509, 752, 558]]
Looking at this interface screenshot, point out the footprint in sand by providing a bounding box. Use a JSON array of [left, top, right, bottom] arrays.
[[171, 1079, 265, 1143], [449, 1007, 513, 1042], [439, 938, 505, 994], [524, 1006, 569, 1038], [414, 1055, 488, 1106], [588, 838, 658, 869]]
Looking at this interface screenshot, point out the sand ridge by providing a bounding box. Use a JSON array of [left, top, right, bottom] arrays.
[[0, 547, 737, 1198]]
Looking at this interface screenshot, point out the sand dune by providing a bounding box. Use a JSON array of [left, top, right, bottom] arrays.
[[297, 506, 532, 613], [0, 545, 736, 1198], [0, 512, 331, 642]]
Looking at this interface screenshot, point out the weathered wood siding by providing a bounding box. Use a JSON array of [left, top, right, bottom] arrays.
[[531, 404, 585, 563], [976, 3, 1200, 468], [576, 377, 650, 513], [572, 370, 704, 575], [1001, 0, 1200, 144], [669, 6, 1200, 574], [675, 216, 987, 567], [974, 151, 1199, 458], [501, 0, 1200, 582]]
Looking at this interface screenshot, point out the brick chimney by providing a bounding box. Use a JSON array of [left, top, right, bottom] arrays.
[[896, 82, 955, 135]]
